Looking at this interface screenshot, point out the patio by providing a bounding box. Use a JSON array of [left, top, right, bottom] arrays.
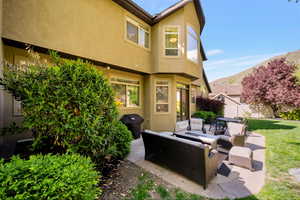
[[126, 132, 266, 199]]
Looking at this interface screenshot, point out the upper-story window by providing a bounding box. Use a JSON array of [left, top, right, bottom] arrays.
[[126, 18, 150, 49], [187, 26, 199, 63], [164, 26, 179, 56]]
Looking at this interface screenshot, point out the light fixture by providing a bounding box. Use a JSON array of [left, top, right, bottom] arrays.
[[169, 37, 177, 43]]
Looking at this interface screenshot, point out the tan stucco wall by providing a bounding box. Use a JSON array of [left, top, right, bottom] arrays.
[[151, 2, 203, 79], [144, 74, 176, 131], [183, 2, 204, 78], [147, 74, 195, 132], [3, 0, 152, 74], [1, 46, 145, 126]]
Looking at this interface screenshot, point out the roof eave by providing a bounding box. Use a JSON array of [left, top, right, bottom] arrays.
[[112, 0, 153, 25], [203, 69, 212, 93]]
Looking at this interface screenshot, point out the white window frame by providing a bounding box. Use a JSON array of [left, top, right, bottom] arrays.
[[111, 77, 141, 108], [164, 25, 180, 57], [125, 17, 150, 50], [154, 79, 170, 114], [186, 25, 199, 63]]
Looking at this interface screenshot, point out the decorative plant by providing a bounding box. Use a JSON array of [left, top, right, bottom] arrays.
[[192, 111, 217, 123], [0, 51, 132, 163], [195, 96, 224, 116]]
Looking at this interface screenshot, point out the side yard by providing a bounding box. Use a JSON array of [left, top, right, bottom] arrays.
[[119, 119, 300, 200]]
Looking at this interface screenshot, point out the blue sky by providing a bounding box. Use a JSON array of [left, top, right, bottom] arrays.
[[133, 0, 300, 81]]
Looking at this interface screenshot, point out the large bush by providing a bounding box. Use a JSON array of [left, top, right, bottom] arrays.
[[196, 96, 224, 116], [192, 111, 217, 123], [0, 154, 100, 200], [0, 52, 132, 162], [106, 121, 133, 159], [279, 109, 300, 120]]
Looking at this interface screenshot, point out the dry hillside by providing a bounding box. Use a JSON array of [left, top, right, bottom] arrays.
[[210, 50, 300, 95]]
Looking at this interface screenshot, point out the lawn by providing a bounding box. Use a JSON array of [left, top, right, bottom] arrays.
[[126, 119, 300, 200]]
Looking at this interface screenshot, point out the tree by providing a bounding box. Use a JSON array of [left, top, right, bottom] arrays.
[[241, 58, 300, 116]]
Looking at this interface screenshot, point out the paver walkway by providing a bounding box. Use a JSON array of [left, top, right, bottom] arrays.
[[127, 132, 266, 199]]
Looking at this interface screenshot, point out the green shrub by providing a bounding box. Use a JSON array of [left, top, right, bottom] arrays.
[[196, 96, 224, 116], [106, 121, 133, 159], [279, 109, 300, 120], [192, 111, 217, 123], [0, 154, 100, 200], [0, 51, 132, 162]]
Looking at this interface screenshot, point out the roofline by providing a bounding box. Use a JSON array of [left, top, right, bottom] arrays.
[[203, 69, 212, 93], [153, 0, 191, 24], [212, 93, 241, 105], [112, 0, 206, 33], [112, 0, 153, 24]]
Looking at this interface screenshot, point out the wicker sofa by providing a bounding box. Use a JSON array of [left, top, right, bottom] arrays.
[[141, 130, 221, 189]]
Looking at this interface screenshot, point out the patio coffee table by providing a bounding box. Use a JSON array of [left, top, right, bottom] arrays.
[[185, 131, 219, 149]]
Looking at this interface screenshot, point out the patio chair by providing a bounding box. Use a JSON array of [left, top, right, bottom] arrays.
[[175, 120, 189, 134], [190, 118, 206, 133], [217, 122, 247, 151], [209, 120, 227, 135]]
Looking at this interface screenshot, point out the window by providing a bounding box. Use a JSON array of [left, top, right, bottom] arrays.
[[187, 26, 199, 63], [164, 26, 179, 56], [111, 78, 140, 108], [191, 88, 196, 104], [155, 80, 169, 113], [126, 18, 150, 49]]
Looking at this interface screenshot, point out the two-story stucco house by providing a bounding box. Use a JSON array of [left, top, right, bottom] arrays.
[[0, 0, 210, 132]]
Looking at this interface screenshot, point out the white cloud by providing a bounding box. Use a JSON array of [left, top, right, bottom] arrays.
[[206, 49, 224, 56], [204, 52, 286, 81], [204, 52, 284, 71]]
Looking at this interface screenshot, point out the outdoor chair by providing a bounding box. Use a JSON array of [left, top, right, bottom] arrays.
[[175, 120, 189, 134], [190, 118, 206, 133], [209, 120, 227, 135], [142, 130, 221, 189], [217, 122, 247, 151]]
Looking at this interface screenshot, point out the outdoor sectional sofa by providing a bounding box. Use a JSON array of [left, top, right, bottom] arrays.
[[141, 130, 221, 189]]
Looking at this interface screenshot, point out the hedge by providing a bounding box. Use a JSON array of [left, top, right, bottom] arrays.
[[0, 154, 100, 200]]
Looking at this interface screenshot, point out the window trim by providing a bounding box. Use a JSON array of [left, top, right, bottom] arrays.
[[125, 17, 151, 51], [163, 25, 181, 57], [186, 24, 199, 64], [111, 77, 141, 108], [154, 79, 171, 114]]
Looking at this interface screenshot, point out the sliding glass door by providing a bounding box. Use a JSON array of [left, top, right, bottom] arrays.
[[176, 83, 190, 121]]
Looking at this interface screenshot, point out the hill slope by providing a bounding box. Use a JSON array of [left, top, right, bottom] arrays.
[[210, 50, 300, 95]]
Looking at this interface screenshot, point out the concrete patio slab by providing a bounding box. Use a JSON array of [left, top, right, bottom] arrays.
[[126, 132, 266, 199]]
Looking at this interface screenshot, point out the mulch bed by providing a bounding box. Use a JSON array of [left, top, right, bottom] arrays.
[[100, 160, 174, 200]]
